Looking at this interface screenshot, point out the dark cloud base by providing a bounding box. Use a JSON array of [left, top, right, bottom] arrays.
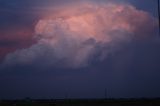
[[0, 39, 160, 99]]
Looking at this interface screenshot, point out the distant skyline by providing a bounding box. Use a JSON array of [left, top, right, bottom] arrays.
[[0, 0, 160, 99]]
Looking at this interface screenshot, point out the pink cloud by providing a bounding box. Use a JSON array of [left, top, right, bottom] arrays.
[[0, 27, 35, 61], [2, 2, 158, 68]]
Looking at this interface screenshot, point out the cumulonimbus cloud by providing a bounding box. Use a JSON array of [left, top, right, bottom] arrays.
[[2, 2, 157, 69]]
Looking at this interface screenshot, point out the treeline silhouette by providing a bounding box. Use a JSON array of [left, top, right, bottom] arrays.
[[0, 98, 160, 106]]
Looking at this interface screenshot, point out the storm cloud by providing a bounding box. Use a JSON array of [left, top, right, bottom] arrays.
[[0, 0, 160, 99], [1, 2, 158, 69]]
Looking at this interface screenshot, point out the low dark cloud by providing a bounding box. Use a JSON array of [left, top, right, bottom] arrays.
[[0, 39, 160, 99]]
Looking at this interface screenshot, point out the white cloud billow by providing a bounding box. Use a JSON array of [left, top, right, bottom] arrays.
[[2, 2, 157, 68]]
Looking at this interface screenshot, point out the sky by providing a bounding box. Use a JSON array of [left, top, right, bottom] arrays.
[[0, 0, 160, 99]]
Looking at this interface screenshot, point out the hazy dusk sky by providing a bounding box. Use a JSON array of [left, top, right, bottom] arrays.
[[0, 0, 160, 99]]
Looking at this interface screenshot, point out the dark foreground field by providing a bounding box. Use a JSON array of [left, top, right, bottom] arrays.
[[1, 98, 160, 106]]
